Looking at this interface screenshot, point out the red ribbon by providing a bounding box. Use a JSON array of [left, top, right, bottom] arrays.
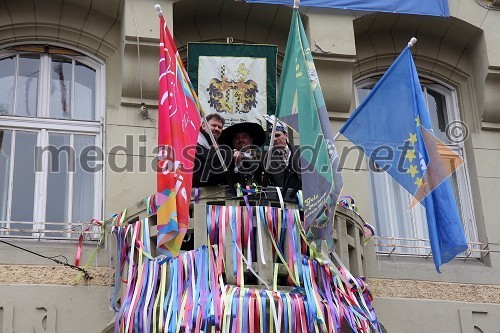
[[74, 219, 103, 267]]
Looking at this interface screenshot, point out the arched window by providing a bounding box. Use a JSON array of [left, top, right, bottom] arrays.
[[0, 46, 103, 239], [355, 78, 479, 258]]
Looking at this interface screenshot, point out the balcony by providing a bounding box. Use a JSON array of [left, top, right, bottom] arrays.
[[120, 185, 367, 284], [101, 185, 378, 333]]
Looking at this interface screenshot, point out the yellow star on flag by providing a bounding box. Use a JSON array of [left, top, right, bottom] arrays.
[[407, 165, 419, 177], [415, 116, 421, 126], [414, 177, 427, 188], [405, 149, 416, 162], [408, 133, 417, 145]]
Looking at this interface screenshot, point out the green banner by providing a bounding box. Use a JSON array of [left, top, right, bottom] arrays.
[[277, 10, 341, 248], [187, 42, 277, 127]]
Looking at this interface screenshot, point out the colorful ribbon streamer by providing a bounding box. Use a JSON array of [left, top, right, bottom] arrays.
[[111, 205, 381, 332]]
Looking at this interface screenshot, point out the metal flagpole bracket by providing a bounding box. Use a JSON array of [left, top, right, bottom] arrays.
[[154, 4, 162, 16], [408, 37, 417, 47]]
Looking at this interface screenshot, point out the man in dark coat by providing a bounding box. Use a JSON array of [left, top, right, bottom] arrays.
[[263, 117, 301, 199], [218, 121, 266, 186], [193, 113, 233, 187]]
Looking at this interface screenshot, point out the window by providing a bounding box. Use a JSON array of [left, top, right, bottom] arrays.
[[355, 78, 479, 258], [0, 46, 103, 240]]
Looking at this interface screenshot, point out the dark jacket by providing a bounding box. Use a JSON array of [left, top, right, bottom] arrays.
[[193, 131, 233, 187], [263, 144, 301, 198], [229, 147, 264, 186]]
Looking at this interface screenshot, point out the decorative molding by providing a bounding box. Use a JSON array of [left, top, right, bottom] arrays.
[[481, 121, 500, 131], [0, 24, 117, 59], [0, 265, 113, 286], [34, 304, 56, 333], [121, 42, 158, 101], [368, 278, 500, 304], [0, 302, 14, 333], [314, 56, 355, 115], [459, 309, 489, 333], [329, 111, 350, 121], [475, 0, 500, 10], [121, 97, 159, 109], [483, 69, 500, 124], [0, 115, 101, 133]]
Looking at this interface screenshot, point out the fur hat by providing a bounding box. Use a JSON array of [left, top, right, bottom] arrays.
[[218, 122, 266, 147]]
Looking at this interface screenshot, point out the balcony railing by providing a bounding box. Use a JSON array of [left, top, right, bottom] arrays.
[[121, 185, 367, 280]]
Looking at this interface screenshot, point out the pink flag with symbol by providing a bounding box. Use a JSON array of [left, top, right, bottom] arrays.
[[157, 14, 201, 256]]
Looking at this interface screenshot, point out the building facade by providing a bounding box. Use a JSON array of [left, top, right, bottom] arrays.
[[0, 0, 499, 331]]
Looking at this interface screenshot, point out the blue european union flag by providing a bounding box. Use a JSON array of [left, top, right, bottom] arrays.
[[339, 46, 467, 272], [245, 0, 449, 17]]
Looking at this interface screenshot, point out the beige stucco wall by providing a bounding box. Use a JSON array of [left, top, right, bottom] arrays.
[[368, 278, 500, 331], [0, 1, 122, 331], [373, 298, 500, 333], [0, 285, 114, 333]]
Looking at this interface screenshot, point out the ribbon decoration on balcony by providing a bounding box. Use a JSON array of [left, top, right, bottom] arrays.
[[72, 209, 128, 285], [111, 205, 381, 332]]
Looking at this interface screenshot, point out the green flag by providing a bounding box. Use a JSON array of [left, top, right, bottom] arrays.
[[277, 10, 342, 247]]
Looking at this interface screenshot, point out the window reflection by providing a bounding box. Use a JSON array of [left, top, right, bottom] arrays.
[[73, 135, 95, 223], [425, 88, 449, 143], [0, 130, 12, 221], [74, 63, 96, 120], [11, 131, 37, 224], [16, 55, 39, 117], [0, 57, 15, 115], [1, 52, 97, 121], [45, 133, 71, 226], [0, 46, 101, 239], [50, 57, 72, 119]]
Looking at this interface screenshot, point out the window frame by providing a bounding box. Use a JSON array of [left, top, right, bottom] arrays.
[[0, 47, 104, 240], [354, 76, 479, 258]]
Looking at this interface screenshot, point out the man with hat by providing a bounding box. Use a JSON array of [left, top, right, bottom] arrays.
[[263, 115, 301, 199], [218, 121, 266, 186]]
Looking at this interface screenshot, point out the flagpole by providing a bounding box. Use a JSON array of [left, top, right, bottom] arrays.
[[264, 116, 278, 171], [154, 4, 162, 16], [199, 116, 230, 171], [155, 4, 235, 192], [265, 0, 299, 172]]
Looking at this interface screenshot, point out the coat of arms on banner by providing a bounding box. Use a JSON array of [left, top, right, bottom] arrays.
[[206, 62, 258, 114], [187, 43, 277, 128], [199, 56, 266, 126]]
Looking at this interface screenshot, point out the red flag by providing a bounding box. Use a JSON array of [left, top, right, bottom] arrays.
[[157, 15, 201, 256]]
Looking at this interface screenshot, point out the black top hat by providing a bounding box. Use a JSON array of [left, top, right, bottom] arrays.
[[218, 122, 266, 147]]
